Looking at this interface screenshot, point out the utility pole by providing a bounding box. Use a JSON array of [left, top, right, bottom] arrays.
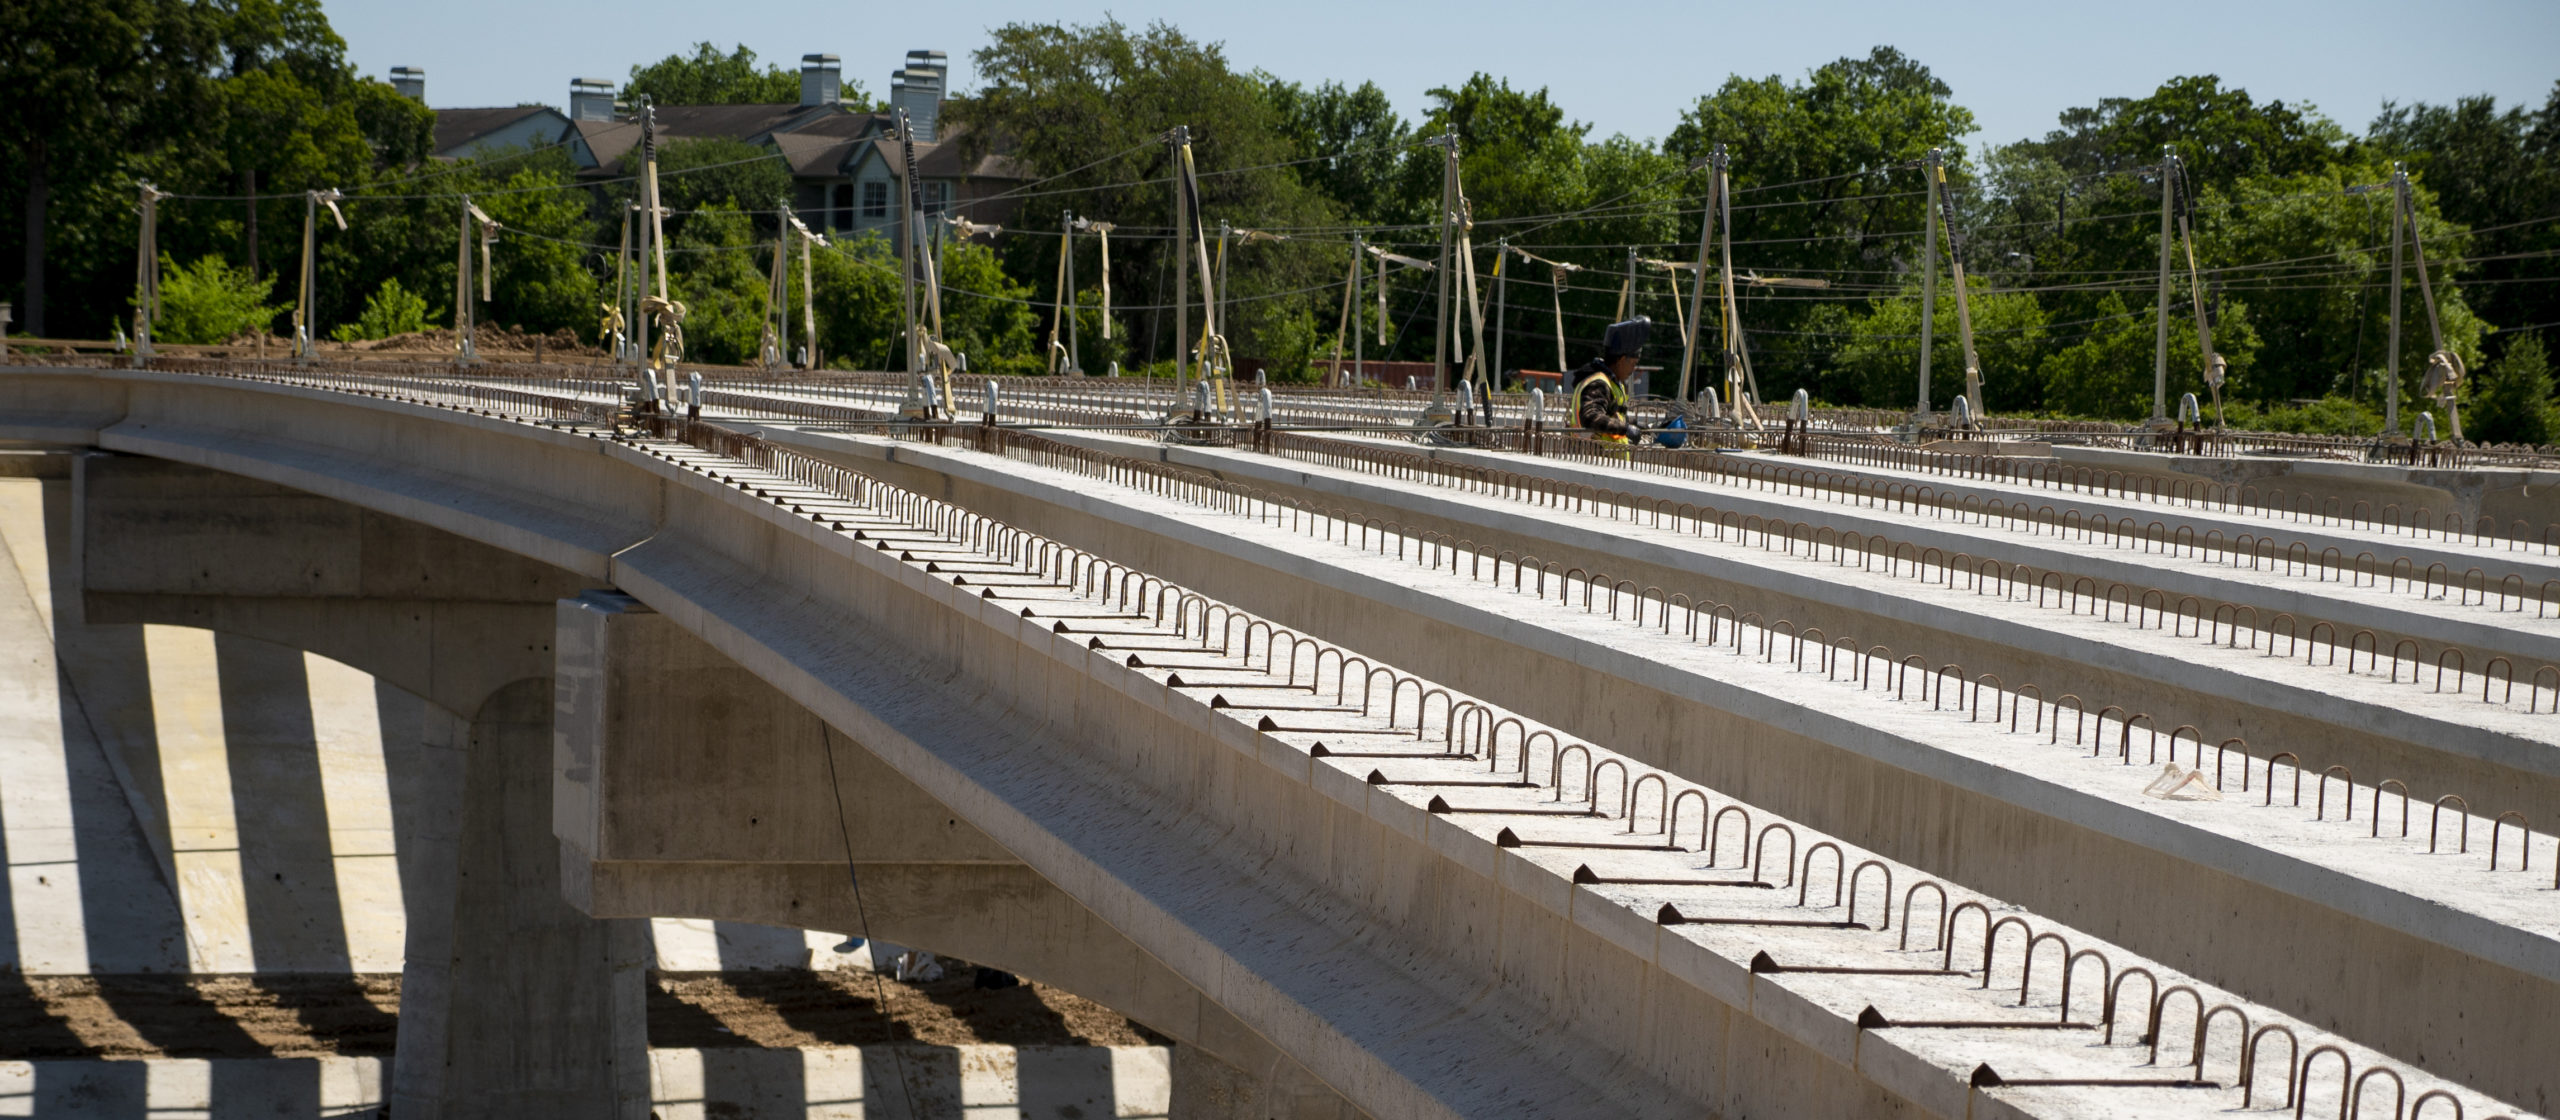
[[896, 107, 920, 384], [2386, 162, 2407, 437], [1679, 147, 1721, 402], [1171, 125, 1191, 393], [2154, 146, 2175, 425], [1621, 247, 1638, 322], [1917, 148, 1939, 417], [455, 196, 475, 363], [1492, 237, 1508, 387], [134, 183, 163, 363], [1431, 124, 1458, 399], [1352, 232, 1365, 387], [1063, 210, 1080, 374], [796, 213, 818, 369]]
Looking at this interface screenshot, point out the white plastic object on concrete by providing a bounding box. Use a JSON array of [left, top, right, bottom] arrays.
[[2179, 392, 2200, 424], [1950, 394, 1972, 428], [1530, 388, 1544, 418], [1790, 388, 1810, 423], [983, 379, 1001, 419], [2417, 412, 2437, 441], [2141, 763, 2223, 801], [686, 372, 703, 411], [1257, 386, 1273, 423]]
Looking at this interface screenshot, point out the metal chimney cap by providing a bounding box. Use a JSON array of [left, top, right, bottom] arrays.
[[390, 66, 424, 77], [571, 77, 615, 89], [801, 54, 840, 66]]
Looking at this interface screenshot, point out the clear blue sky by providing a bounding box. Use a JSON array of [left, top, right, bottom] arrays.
[[336, 0, 2558, 150]]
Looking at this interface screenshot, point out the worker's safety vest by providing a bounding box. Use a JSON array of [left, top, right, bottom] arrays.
[[1574, 371, 1631, 444]]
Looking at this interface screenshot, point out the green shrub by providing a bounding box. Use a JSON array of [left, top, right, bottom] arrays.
[[2216, 395, 2386, 436], [153, 254, 285, 344], [330, 277, 433, 342], [2467, 337, 2554, 446]]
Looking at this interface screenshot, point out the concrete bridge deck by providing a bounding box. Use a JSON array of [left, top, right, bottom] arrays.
[[0, 362, 2549, 1118], [961, 426, 2560, 830]]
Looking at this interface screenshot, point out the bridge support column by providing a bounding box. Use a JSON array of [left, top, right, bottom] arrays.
[[70, 453, 651, 1118], [393, 674, 653, 1119]]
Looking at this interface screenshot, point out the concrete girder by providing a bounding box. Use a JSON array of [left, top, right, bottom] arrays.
[[56, 437, 1357, 1115], [802, 430, 2560, 1113], [7, 364, 2542, 1116], [6, 369, 1675, 1118], [551, 590, 1355, 1115]]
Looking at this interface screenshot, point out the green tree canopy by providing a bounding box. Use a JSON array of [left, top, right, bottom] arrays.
[[953, 18, 1339, 369], [1663, 47, 1977, 400], [627, 42, 871, 107]]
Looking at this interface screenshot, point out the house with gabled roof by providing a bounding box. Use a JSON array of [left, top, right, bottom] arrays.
[[398, 51, 1023, 252]]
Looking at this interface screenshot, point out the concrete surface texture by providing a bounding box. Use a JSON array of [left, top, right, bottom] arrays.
[[0, 464, 1182, 1119], [0, 363, 2550, 1118]]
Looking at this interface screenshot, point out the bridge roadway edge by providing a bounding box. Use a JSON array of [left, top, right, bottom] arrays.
[[0, 367, 2009, 1117], [804, 431, 2557, 1112]]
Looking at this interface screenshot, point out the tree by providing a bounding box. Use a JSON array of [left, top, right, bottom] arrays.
[[2200, 157, 2485, 405], [1261, 78, 1410, 224], [1828, 275, 2048, 412], [189, 0, 434, 283], [604, 137, 794, 246], [0, 0, 213, 335], [2035, 293, 2263, 420], [1664, 48, 1978, 400], [665, 203, 769, 365], [2368, 85, 2560, 346], [317, 147, 599, 343], [2468, 334, 2554, 446], [154, 252, 284, 343], [331, 276, 428, 341], [953, 19, 1338, 369], [627, 43, 870, 107]]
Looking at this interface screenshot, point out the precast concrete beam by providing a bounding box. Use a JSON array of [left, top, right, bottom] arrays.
[[961, 430, 2560, 827], [546, 568, 1384, 1119], [1412, 441, 2560, 672], [801, 432, 2559, 1111]]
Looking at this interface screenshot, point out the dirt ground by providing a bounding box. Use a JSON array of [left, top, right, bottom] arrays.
[[0, 970, 1156, 1059]]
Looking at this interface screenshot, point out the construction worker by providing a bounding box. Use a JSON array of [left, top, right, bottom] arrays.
[[1570, 317, 1649, 443]]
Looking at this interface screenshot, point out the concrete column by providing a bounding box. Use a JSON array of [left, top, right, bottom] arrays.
[[393, 676, 651, 1119], [65, 454, 652, 1117]]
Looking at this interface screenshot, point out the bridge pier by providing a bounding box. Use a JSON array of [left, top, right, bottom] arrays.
[[73, 453, 653, 1118]]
